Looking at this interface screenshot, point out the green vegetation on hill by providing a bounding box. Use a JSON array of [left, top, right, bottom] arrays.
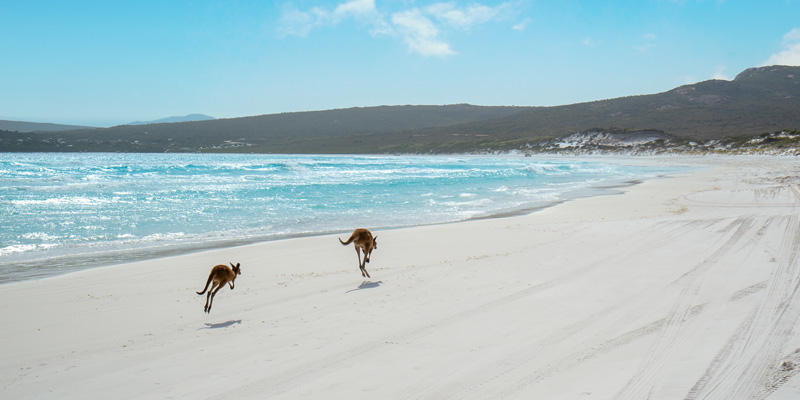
[[1, 66, 799, 154], [0, 105, 526, 153], [370, 65, 800, 153]]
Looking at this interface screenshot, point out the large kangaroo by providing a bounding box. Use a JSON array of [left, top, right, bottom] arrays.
[[197, 262, 241, 313], [339, 228, 378, 278]]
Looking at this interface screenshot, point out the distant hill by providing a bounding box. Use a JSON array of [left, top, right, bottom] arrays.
[[0, 104, 526, 153], [126, 114, 215, 125], [0, 120, 94, 132], [368, 65, 800, 153], [1, 65, 799, 154]]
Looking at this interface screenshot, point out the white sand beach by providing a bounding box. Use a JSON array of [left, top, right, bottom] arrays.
[[3, 155, 800, 399]]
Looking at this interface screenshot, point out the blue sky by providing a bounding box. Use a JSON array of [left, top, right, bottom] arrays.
[[2, 0, 799, 127]]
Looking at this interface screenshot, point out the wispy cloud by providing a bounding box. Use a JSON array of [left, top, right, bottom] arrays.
[[763, 28, 800, 66], [712, 66, 729, 80], [279, 1, 520, 57], [392, 8, 456, 57], [425, 2, 512, 29], [278, 0, 386, 37], [512, 18, 531, 31], [633, 33, 656, 53]]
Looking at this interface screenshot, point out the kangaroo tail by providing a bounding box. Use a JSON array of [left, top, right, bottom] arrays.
[[197, 274, 213, 295], [339, 233, 355, 245]]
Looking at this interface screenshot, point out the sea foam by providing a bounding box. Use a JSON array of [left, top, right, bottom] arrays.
[[0, 153, 687, 283]]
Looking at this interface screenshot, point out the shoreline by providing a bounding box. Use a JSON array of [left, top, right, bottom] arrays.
[[0, 181, 633, 285], [4, 155, 800, 399], [0, 156, 687, 285]]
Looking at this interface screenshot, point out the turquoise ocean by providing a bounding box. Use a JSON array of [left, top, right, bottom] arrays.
[[0, 153, 687, 284]]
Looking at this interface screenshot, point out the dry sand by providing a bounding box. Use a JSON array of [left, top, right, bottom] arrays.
[[3, 155, 800, 399]]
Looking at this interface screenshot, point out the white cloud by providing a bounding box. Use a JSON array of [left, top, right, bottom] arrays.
[[426, 2, 508, 29], [278, 8, 317, 37], [279, 1, 520, 57], [392, 9, 456, 57], [278, 0, 384, 38], [512, 18, 530, 31], [763, 28, 800, 66], [334, 0, 376, 17], [712, 66, 730, 80], [393, 2, 517, 56], [784, 27, 800, 43]]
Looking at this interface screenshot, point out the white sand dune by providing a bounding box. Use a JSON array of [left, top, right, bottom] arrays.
[[3, 156, 800, 399]]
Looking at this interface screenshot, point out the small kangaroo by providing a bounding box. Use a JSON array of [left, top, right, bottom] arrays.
[[339, 228, 378, 278], [197, 262, 241, 313]]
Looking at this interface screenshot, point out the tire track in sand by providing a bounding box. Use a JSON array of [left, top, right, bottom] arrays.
[[614, 215, 766, 400], [483, 215, 764, 400], [393, 217, 747, 400], [761, 347, 800, 398], [401, 212, 757, 399], [489, 282, 767, 400], [394, 219, 710, 400], [685, 185, 800, 399], [686, 215, 800, 399]]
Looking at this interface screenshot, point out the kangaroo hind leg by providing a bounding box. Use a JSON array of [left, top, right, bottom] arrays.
[[358, 247, 370, 277], [355, 247, 364, 270], [208, 283, 226, 313], [204, 290, 213, 313], [204, 282, 220, 313]]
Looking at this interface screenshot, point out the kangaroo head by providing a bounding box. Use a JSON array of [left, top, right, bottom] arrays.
[[230, 262, 241, 276], [372, 236, 378, 250]]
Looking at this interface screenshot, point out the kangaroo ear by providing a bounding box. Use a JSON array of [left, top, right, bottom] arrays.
[[230, 262, 235, 268], [236, 263, 240, 268]]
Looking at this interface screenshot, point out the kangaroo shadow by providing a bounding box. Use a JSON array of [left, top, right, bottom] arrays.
[[198, 319, 242, 330], [345, 280, 383, 293]]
